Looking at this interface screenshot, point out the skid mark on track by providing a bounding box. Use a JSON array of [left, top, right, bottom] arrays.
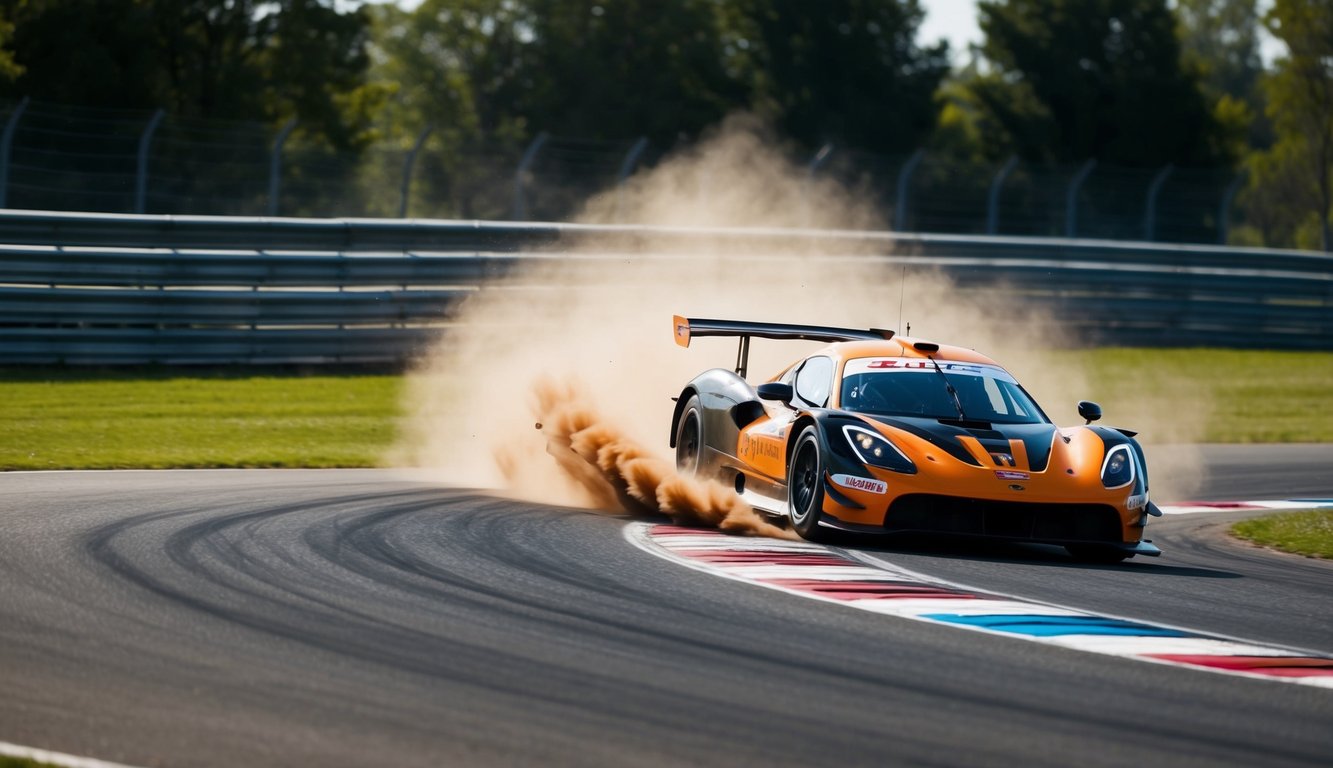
[[625, 522, 1333, 689]]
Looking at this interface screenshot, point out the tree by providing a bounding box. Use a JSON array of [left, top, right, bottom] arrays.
[[1175, 0, 1267, 152], [0, 0, 161, 109], [731, 0, 950, 154], [970, 0, 1225, 167], [1245, 0, 1333, 251], [0, 0, 379, 149], [522, 0, 743, 146]]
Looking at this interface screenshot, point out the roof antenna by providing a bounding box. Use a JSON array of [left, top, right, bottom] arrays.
[[898, 264, 907, 337]]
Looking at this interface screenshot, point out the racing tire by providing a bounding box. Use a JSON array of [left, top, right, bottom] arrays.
[[1065, 544, 1133, 564], [789, 426, 832, 542], [675, 395, 704, 476]]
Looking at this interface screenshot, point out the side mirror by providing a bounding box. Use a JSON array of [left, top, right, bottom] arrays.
[[1077, 400, 1102, 424], [757, 382, 794, 404]]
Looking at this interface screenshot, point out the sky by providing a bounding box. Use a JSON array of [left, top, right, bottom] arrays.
[[918, 0, 982, 64]]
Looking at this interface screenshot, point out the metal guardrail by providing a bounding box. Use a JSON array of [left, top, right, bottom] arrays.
[[0, 210, 1329, 364]]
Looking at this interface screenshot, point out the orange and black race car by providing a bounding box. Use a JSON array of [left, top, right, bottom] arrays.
[[669, 316, 1162, 561]]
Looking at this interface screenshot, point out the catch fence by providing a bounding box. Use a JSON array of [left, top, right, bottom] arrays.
[[0, 99, 1260, 246]]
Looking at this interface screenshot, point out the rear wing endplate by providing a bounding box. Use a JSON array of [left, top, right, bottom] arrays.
[[672, 315, 894, 379]]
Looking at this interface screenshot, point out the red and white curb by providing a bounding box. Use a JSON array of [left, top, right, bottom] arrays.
[[624, 501, 1333, 689]]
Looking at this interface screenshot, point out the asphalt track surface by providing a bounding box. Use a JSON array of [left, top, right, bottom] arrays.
[[1, 445, 1331, 768]]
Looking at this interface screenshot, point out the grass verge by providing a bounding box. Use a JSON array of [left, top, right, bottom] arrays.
[[0, 347, 1328, 470], [1057, 348, 1333, 443], [1231, 509, 1333, 559], [0, 367, 402, 470]]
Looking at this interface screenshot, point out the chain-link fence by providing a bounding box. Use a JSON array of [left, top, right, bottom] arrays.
[[0, 98, 1255, 245]]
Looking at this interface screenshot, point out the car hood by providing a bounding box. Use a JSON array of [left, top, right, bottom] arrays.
[[863, 414, 1060, 472]]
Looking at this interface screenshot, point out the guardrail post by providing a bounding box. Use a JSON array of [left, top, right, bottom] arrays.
[[399, 124, 433, 218], [135, 109, 165, 214], [512, 131, 549, 221], [615, 136, 649, 222], [0, 97, 30, 209], [1217, 171, 1246, 245], [1142, 164, 1174, 241], [1065, 159, 1097, 238], [986, 155, 1019, 235], [894, 149, 925, 232], [802, 143, 834, 227], [267, 119, 297, 217]]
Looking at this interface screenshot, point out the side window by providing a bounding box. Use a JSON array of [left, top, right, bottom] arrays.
[[794, 356, 834, 407]]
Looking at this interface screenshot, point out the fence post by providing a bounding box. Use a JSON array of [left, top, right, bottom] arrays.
[[894, 149, 925, 232], [614, 136, 649, 222], [1218, 171, 1246, 245], [399, 124, 433, 218], [0, 97, 29, 209], [986, 155, 1019, 235], [135, 109, 165, 214], [512, 131, 549, 221], [1142, 164, 1174, 241], [267, 119, 297, 217], [1065, 159, 1097, 238], [802, 143, 834, 227]]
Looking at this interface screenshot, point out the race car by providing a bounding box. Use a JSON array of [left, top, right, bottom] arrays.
[[669, 315, 1162, 561]]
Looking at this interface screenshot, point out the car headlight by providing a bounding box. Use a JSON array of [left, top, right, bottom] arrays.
[[843, 425, 916, 474], [1101, 445, 1135, 488]]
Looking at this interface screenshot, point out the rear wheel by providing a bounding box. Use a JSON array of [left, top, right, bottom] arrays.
[[675, 395, 703, 476], [1065, 544, 1133, 563], [789, 427, 831, 542]]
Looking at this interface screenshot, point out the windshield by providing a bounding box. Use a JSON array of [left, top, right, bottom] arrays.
[[839, 358, 1047, 425]]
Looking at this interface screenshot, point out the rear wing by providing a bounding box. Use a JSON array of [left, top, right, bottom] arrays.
[[672, 315, 894, 379]]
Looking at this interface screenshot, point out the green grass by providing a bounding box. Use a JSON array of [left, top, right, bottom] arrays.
[[1231, 509, 1333, 559], [0, 368, 402, 470], [1056, 348, 1333, 443], [1, 757, 65, 768], [0, 347, 1328, 470]]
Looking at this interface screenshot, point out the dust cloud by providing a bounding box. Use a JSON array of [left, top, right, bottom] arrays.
[[393, 114, 1207, 532]]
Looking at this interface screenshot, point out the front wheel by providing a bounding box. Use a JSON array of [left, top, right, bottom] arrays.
[[788, 427, 831, 542]]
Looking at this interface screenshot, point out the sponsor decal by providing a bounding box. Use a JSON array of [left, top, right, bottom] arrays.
[[994, 469, 1029, 480], [831, 474, 888, 495], [739, 434, 782, 462], [855, 358, 988, 375], [1125, 493, 1148, 510]]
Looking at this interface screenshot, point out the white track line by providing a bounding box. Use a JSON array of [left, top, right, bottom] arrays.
[[0, 741, 146, 768]]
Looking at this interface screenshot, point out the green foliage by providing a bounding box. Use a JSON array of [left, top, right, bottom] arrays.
[[731, 0, 950, 153], [1176, 0, 1267, 154], [1232, 510, 1333, 559], [0, 7, 18, 82], [1242, 0, 1333, 251], [523, 0, 743, 146], [0, 0, 378, 150], [1176, 0, 1263, 104], [970, 0, 1227, 167]]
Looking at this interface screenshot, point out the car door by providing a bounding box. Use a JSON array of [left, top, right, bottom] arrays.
[[738, 356, 834, 481]]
